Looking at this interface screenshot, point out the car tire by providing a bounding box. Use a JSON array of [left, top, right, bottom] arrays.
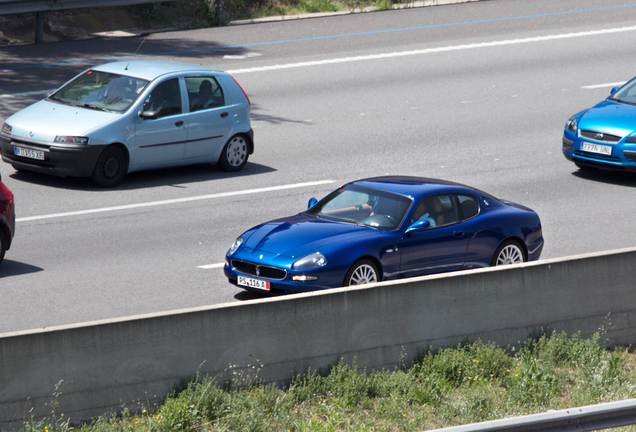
[[91, 146, 126, 188], [0, 231, 6, 265], [491, 240, 525, 266], [218, 135, 249, 172], [344, 259, 380, 286]]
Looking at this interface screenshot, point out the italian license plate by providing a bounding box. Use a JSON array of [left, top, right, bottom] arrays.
[[238, 276, 270, 291], [580, 142, 612, 156], [14, 146, 45, 160]]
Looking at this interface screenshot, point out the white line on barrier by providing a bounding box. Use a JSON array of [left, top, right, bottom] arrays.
[[16, 179, 336, 222]]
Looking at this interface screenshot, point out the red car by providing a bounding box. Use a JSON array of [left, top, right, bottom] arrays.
[[0, 172, 15, 265]]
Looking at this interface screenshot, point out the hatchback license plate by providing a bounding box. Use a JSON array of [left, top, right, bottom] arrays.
[[238, 276, 270, 291], [14, 146, 44, 160], [580, 142, 612, 155]]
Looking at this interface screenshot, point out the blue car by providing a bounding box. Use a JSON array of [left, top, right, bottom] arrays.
[[224, 176, 544, 295], [1, 60, 253, 187], [563, 77, 636, 171]]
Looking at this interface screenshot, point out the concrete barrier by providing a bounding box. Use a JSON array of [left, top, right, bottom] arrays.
[[2, 247, 636, 428]]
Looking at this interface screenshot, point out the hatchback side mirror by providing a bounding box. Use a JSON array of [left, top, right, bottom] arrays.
[[139, 110, 160, 120], [307, 197, 318, 209], [405, 219, 431, 234]]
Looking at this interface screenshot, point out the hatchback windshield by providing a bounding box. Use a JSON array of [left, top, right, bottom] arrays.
[[305, 185, 412, 230], [609, 79, 636, 105], [49, 70, 149, 113]]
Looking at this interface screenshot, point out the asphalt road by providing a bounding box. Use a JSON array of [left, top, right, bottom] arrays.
[[1, 0, 635, 333]]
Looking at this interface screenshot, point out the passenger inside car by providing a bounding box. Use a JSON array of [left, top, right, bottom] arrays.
[[410, 200, 437, 227], [143, 79, 181, 118], [191, 80, 213, 112], [105, 78, 134, 104]]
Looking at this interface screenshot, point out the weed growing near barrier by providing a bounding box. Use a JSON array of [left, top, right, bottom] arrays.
[[20, 331, 636, 432]]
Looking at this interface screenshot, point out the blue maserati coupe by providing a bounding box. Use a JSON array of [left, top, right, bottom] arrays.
[[224, 176, 544, 295], [562, 76, 636, 171]]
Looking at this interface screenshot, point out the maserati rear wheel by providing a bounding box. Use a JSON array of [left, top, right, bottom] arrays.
[[491, 240, 525, 266]]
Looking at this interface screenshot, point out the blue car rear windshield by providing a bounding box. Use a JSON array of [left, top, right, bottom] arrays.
[[49, 70, 149, 113], [305, 185, 412, 230]]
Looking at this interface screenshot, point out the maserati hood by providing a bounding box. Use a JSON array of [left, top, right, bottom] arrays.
[[241, 213, 374, 258]]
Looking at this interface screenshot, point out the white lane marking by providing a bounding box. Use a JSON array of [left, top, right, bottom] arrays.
[[198, 262, 225, 269], [226, 26, 636, 74], [582, 82, 625, 89], [16, 179, 335, 222], [4, 27, 636, 99], [223, 53, 263, 60]]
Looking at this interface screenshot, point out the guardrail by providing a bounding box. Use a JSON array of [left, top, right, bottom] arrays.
[[0, 0, 178, 43], [3, 246, 636, 429], [429, 399, 636, 431], [0, 0, 177, 14]]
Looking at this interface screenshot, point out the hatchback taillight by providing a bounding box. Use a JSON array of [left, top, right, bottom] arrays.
[[0, 181, 14, 204], [231, 75, 251, 107]]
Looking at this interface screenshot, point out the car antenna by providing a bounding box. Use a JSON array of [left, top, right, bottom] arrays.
[[125, 36, 147, 70]]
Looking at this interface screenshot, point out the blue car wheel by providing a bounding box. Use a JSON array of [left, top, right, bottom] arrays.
[[491, 240, 525, 266], [345, 259, 379, 286]]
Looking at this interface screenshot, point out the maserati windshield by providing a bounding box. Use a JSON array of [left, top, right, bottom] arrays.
[[306, 185, 412, 230]]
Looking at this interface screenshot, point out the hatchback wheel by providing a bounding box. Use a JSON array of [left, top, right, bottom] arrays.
[[92, 146, 126, 188], [218, 135, 248, 172], [491, 240, 525, 266], [344, 259, 379, 286]]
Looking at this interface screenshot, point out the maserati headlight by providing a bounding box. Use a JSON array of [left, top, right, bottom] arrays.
[[228, 237, 243, 255], [54, 136, 89, 144], [292, 252, 327, 270], [565, 116, 577, 133]]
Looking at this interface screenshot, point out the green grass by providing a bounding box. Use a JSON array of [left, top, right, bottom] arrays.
[[19, 331, 636, 432]]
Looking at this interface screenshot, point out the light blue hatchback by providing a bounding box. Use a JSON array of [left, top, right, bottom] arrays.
[[0, 60, 253, 187]]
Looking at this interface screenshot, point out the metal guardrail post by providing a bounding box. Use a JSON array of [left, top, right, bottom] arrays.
[[35, 11, 43, 43], [216, 0, 224, 26], [0, 0, 179, 43]]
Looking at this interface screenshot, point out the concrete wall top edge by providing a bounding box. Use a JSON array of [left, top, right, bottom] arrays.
[[3, 245, 636, 339]]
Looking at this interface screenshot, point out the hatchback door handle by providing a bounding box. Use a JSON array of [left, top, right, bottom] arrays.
[[175, 120, 184, 127], [220, 112, 229, 118]]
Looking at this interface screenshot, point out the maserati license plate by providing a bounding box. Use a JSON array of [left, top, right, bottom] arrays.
[[237, 276, 270, 291]]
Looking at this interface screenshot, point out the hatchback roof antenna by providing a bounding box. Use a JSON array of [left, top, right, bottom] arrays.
[[125, 36, 148, 70]]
